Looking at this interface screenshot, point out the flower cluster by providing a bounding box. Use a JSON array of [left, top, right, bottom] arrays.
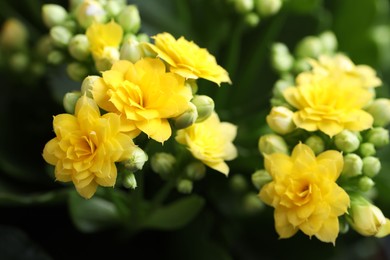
[[255, 32, 390, 244], [42, 0, 237, 199]]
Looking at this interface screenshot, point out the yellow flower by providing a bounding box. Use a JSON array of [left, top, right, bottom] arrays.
[[175, 112, 237, 175], [91, 58, 193, 142], [297, 54, 382, 89], [284, 76, 374, 137], [259, 143, 350, 244], [146, 32, 231, 86], [43, 96, 136, 199], [86, 20, 123, 66]]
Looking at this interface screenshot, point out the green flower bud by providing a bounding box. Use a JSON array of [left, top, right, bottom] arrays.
[[334, 130, 360, 153], [42, 4, 68, 28], [63, 19, 78, 34], [185, 162, 206, 181], [123, 172, 137, 189], [366, 98, 390, 127], [81, 75, 99, 97], [255, 0, 282, 17], [173, 102, 198, 129], [244, 12, 260, 27], [63, 91, 82, 114], [50, 26, 72, 48], [266, 106, 295, 135], [137, 33, 150, 43], [0, 18, 28, 49], [318, 31, 338, 54], [35, 36, 54, 60], [272, 79, 291, 99], [258, 134, 289, 155], [230, 174, 248, 193], [66, 62, 89, 82], [9, 52, 29, 73], [359, 142, 376, 157], [251, 169, 272, 190], [69, 0, 84, 11], [192, 95, 214, 123], [105, 0, 124, 17], [243, 192, 264, 214], [47, 50, 65, 65], [123, 147, 148, 172], [295, 36, 323, 58], [94, 46, 120, 71], [341, 153, 363, 178], [177, 179, 193, 194], [292, 58, 311, 74], [362, 156, 381, 178], [365, 127, 389, 148], [304, 135, 325, 155], [120, 38, 144, 63], [76, 0, 107, 29], [151, 152, 176, 178], [234, 0, 254, 14], [347, 194, 387, 236], [186, 79, 198, 95], [358, 176, 375, 192], [271, 43, 294, 72], [117, 5, 141, 33], [68, 34, 91, 61], [339, 218, 349, 234]]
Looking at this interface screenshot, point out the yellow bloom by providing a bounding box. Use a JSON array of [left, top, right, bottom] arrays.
[[259, 143, 350, 244], [86, 20, 123, 63], [297, 54, 382, 89], [284, 76, 374, 137], [175, 112, 237, 175], [146, 32, 231, 86], [43, 96, 136, 199], [92, 58, 193, 142]]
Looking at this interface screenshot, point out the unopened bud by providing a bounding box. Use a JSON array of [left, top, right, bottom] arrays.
[[177, 179, 193, 194], [251, 169, 272, 190], [81, 75, 100, 97], [76, 0, 107, 29], [243, 192, 264, 214], [304, 135, 325, 155], [244, 12, 260, 27], [50, 26, 72, 48], [272, 79, 292, 99], [258, 134, 288, 155], [68, 34, 91, 61], [47, 50, 65, 65], [266, 106, 295, 135], [66, 62, 89, 82], [255, 0, 282, 17], [341, 153, 363, 178], [117, 5, 141, 33], [120, 37, 144, 63], [42, 4, 68, 28], [334, 130, 360, 153], [185, 79, 198, 95], [192, 95, 215, 123], [230, 174, 248, 193], [35, 36, 53, 60], [362, 156, 381, 178], [318, 31, 338, 54], [105, 0, 124, 17], [63, 91, 82, 114], [185, 162, 206, 181], [292, 58, 311, 74], [366, 98, 390, 127], [365, 127, 389, 148], [359, 142, 376, 157], [123, 172, 137, 189], [173, 102, 198, 129], [271, 43, 294, 72], [358, 176, 375, 192], [9, 52, 29, 72], [123, 147, 148, 172], [295, 36, 323, 58], [151, 152, 176, 178], [0, 18, 28, 49], [234, 0, 254, 14]]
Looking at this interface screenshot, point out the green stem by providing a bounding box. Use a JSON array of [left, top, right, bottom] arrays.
[[151, 178, 176, 206]]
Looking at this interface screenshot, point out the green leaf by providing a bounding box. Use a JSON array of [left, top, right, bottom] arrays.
[[68, 191, 121, 233], [0, 189, 68, 206], [141, 195, 205, 230]]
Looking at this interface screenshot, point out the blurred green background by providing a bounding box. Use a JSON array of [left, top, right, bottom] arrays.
[[1, 0, 390, 259]]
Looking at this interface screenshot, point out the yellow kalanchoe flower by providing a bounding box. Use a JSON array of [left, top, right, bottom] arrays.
[[146, 32, 231, 86], [92, 58, 193, 142], [259, 143, 350, 244], [284, 76, 374, 137], [175, 112, 237, 175], [43, 96, 136, 199], [297, 54, 382, 89], [86, 20, 123, 69]]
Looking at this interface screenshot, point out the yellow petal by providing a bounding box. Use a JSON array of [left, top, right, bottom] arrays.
[[274, 208, 299, 238], [42, 139, 59, 165], [315, 217, 339, 244], [136, 118, 171, 143], [76, 181, 98, 199]]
